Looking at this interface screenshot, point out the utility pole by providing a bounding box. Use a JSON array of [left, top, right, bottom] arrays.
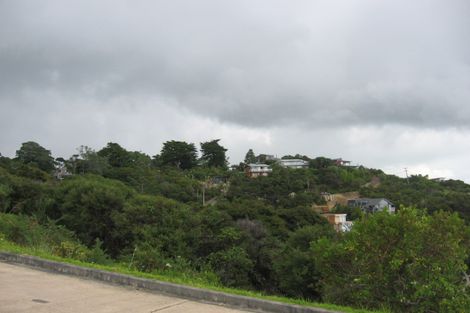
[[202, 177, 207, 206], [202, 183, 205, 206], [404, 168, 409, 184]]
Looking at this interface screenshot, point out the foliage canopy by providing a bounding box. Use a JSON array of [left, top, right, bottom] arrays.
[[313, 208, 470, 312]]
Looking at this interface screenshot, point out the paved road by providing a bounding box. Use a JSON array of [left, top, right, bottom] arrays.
[[0, 262, 252, 313]]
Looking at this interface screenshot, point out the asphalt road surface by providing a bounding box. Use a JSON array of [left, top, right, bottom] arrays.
[[0, 262, 252, 313]]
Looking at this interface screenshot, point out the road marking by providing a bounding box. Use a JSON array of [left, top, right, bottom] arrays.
[[150, 300, 188, 312]]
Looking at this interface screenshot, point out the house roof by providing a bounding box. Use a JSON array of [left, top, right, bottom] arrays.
[[349, 198, 394, 206], [278, 159, 309, 167], [248, 163, 270, 167], [279, 158, 307, 163]]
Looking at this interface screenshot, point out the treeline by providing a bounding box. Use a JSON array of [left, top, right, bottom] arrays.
[[1, 141, 470, 312]]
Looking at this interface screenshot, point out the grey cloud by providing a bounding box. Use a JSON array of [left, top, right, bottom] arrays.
[[1, 0, 470, 129]]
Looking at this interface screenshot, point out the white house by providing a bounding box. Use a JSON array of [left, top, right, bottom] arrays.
[[277, 159, 309, 169], [322, 213, 353, 232], [246, 163, 272, 178]]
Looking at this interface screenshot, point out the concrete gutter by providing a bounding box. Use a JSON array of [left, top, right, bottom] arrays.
[[0, 252, 343, 313]]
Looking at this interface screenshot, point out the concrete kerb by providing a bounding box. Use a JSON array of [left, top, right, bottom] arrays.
[[0, 252, 342, 313]]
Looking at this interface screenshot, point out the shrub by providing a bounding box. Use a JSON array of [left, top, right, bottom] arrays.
[[86, 239, 111, 265], [0, 213, 90, 259], [208, 246, 254, 289], [313, 208, 470, 312], [53, 241, 88, 261], [131, 243, 168, 272]]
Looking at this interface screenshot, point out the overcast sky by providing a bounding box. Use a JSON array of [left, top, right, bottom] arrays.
[[1, 0, 470, 181]]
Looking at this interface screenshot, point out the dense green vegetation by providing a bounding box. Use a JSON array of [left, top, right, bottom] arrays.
[[1, 141, 470, 312], [314, 209, 470, 312], [0, 220, 384, 313]]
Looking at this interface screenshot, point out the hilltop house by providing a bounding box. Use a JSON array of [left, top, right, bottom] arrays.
[[277, 159, 309, 169], [334, 158, 351, 166], [245, 163, 272, 178], [257, 154, 278, 162], [54, 165, 72, 180], [348, 198, 395, 214], [322, 213, 353, 232]]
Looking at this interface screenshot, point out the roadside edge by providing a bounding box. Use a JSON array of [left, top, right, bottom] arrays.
[[0, 251, 341, 313]]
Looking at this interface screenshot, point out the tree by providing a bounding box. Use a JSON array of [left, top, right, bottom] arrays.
[[53, 175, 134, 256], [313, 208, 470, 312], [112, 193, 195, 268], [208, 246, 254, 288], [273, 224, 335, 299], [97, 142, 132, 168], [309, 157, 334, 169], [0, 167, 53, 215], [331, 204, 364, 221], [15, 141, 55, 172], [200, 139, 228, 168], [71, 146, 109, 175], [244, 149, 256, 164], [157, 141, 197, 170]]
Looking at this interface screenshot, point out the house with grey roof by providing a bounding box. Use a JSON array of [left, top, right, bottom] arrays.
[[347, 198, 395, 214], [277, 159, 309, 169]]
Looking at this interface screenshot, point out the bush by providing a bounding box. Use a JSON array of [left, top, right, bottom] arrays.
[[53, 175, 134, 256], [313, 208, 470, 312], [130, 242, 171, 272], [0, 168, 54, 215], [273, 225, 335, 299], [53, 241, 88, 261], [0, 213, 90, 260], [86, 239, 111, 265], [208, 246, 254, 289]]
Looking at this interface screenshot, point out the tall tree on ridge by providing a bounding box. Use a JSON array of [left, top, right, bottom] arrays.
[[15, 141, 55, 172], [244, 149, 256, 164], [200, 139, 228, 168], [158, 140, 198, 170]]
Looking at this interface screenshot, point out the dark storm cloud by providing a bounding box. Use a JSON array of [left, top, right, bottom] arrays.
[[1, 0, 470, 128]]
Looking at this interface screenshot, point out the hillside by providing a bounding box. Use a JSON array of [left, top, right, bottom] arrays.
[[1, 141, 469, 312]]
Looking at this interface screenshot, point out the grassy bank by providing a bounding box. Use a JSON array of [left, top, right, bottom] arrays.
[[0, 237, 388, 313]]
